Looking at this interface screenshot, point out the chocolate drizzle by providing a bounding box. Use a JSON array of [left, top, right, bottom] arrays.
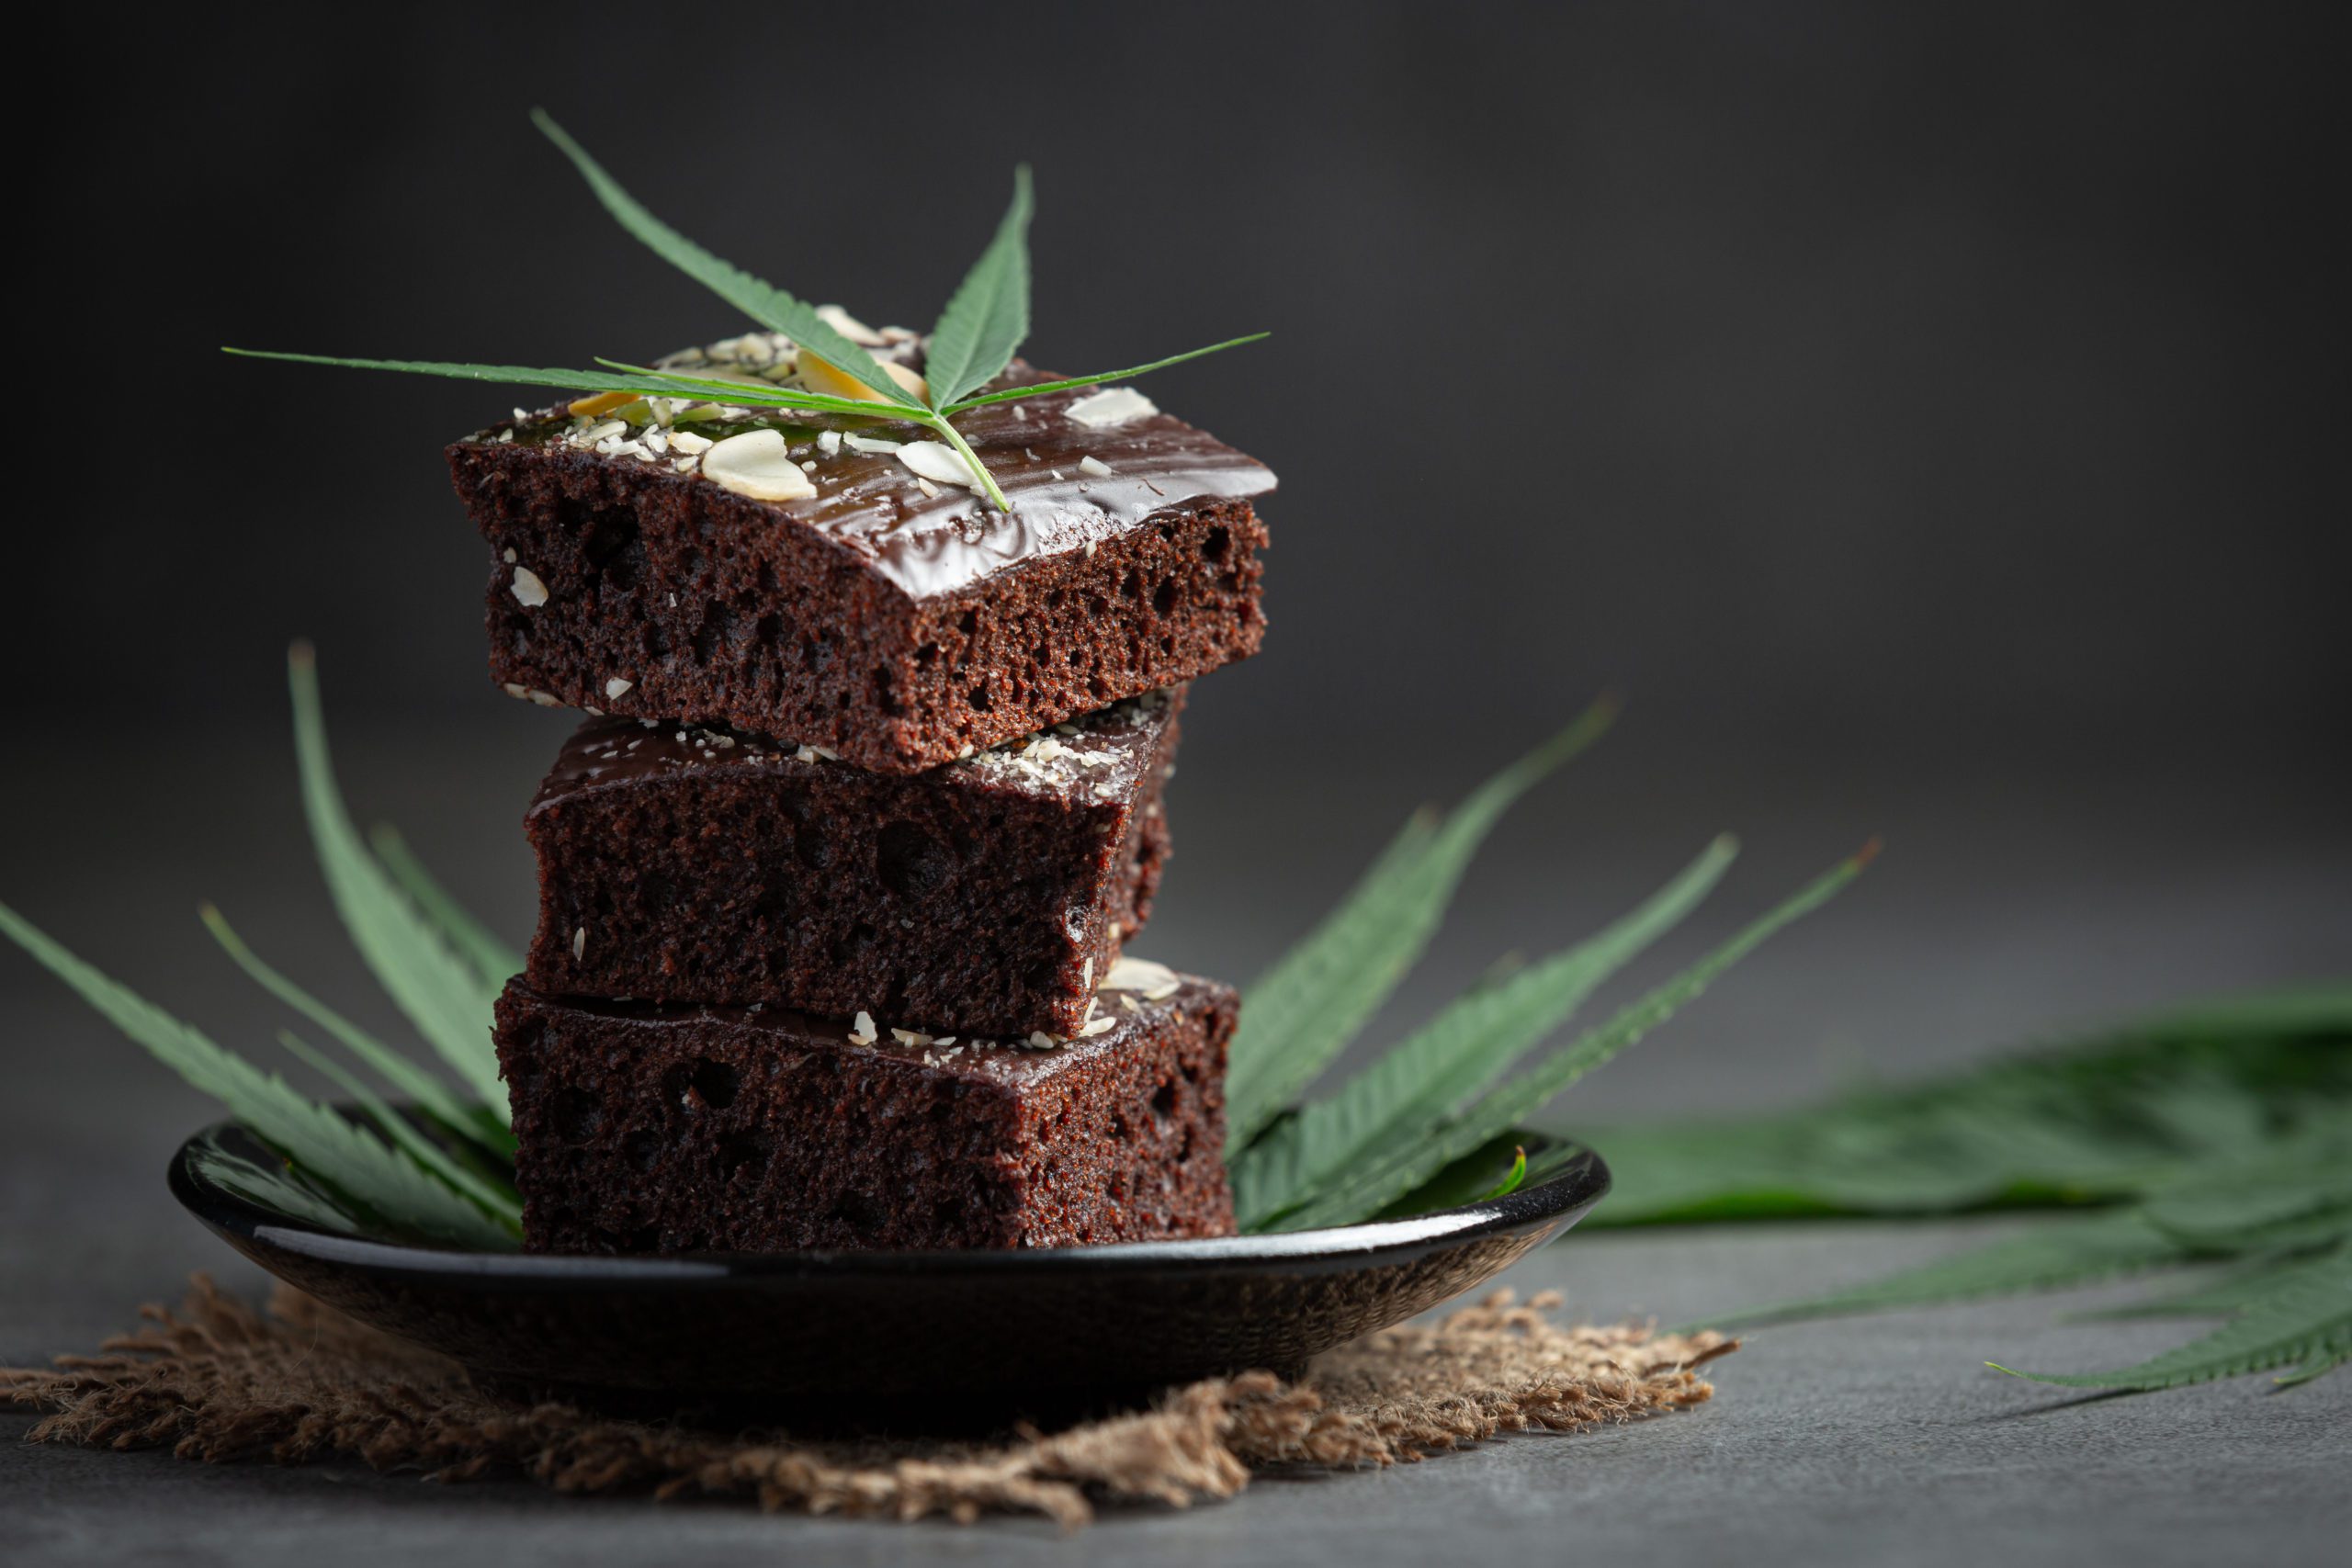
[[479, 357, 1276, 600]]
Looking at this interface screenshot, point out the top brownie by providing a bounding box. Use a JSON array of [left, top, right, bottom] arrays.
[[448, 331, 1274, 773]]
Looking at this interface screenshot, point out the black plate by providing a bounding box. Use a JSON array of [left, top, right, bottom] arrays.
[[170, 1120, 1609, 1418]]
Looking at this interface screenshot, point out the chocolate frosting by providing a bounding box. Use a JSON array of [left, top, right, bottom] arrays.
[[533, 689, 1180, 813], [476, 353, 1275, 600]]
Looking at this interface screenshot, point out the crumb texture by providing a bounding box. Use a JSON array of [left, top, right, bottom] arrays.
[[523, 694, 1181, 1038], [493, 977, 1238, 1254]]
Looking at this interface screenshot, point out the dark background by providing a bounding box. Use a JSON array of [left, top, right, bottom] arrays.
[[6, 3, 2347, 1155], [6, 6, 2350, 1558]]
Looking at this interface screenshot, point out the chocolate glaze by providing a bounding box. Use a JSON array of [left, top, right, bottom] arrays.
[[532, 688, 1179, 812], [471, 356, 1275, 600]]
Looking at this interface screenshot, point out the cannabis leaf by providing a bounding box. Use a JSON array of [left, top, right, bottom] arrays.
[[199, 903, 514, 1157], [1695, 1211, 2197, 1331], [923, 165, 1035, 411], [289, 643, 510, 1121], [1993, 1242, 2352, 1391], [1262, 842, 1877, 1232], [1231, 835, 1738, 1227], [368, 823, 524, 992], [226, 116, 1265, 509], [0, 898, 512, 1250], [1659, 981, 2352, 1393], [1581, 985, 2352, 1226], [528, 110, 916, 410], [1225, 699, 1618, 1150]]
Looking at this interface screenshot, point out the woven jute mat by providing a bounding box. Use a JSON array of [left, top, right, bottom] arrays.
[[3, 1275, 1734, 1528]]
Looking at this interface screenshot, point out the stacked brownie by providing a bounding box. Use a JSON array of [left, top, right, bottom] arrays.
[[459, 329, 1274, 1253]]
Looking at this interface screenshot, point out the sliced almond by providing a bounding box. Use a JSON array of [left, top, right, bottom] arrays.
[[1102, 955, 1182, 998], [1065, 387, 1158, 428], [798, 353, 929, 405], [699, 430, 817, 502], [509, 567, 549, 607], [814, 304, 888, 345], [897, 439, 981, 490]]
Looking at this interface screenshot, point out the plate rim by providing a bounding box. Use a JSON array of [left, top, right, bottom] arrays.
[[170, 1118, 1611, 1285]]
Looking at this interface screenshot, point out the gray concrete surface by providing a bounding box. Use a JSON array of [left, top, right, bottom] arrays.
[[5, 716, 2347, 1564]]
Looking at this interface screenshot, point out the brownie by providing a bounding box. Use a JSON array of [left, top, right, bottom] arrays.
[[492, 966, 1237, 1254], [524, 689, 1183, 1038], [449, 333, 1274, 774]]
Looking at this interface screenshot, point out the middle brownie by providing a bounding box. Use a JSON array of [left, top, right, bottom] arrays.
[[525, 688, 1182, 1038]]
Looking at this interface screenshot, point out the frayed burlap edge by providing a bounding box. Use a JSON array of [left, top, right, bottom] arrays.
[[3, 1275, 1734, 1528]]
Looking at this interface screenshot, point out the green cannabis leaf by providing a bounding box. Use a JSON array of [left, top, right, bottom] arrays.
[[1224, 699, 1619, 1149], [0, 898, 512, 1250], [528, 109, 917, 410], [1993, 1243, 2352, 1392], [922, 165, 1035, 412], [225, 116, 1266, 510], [1653, 982, 2352, 1393], [289, 643, 510, 1121], [1232, 835, 1739, 1228], [1261, 842, 1877, 1233]]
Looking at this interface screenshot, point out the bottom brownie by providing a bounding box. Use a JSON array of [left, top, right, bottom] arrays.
[[492, 967, 1236, 1253]]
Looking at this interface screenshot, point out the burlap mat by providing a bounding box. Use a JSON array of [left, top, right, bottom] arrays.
[[3, 1275, 1733, 1528]]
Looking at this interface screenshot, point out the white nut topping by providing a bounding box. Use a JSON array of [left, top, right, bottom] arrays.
[[604, 676, 634, 700], [897, 439, 981, 490], [509, 568, 549, 607], [1102, 955, 1182, 999], [1078, 456, 1114, 478], [700, 429, 817, 502], [571, 927, 586, 960], [843, 434, 903, 455], [814, 304, 888, 345], [667, 431, 714, 456], [848, 1010, 878, 1045], [1065, 387, 1158, 428]]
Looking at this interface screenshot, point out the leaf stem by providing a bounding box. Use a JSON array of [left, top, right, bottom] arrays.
[[925, 412, 1012, 512]]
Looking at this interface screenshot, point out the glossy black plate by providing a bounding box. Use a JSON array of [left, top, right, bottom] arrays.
[[171, 1120, 1609, 1417]]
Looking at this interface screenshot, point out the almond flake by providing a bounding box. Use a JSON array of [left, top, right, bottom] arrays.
[[1102, 955, 1182, 999], [509, 567, 549, 607], [897, 440, 980, 490], [701, 429, 817, 502], [848, 1010, 878, 1045], [1078, 456, 1114, 478], [571, 927, 586, 960], [814, 304, 887, 345], [1065, 387, 1158, 428], [604, 676, 634, 700]]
